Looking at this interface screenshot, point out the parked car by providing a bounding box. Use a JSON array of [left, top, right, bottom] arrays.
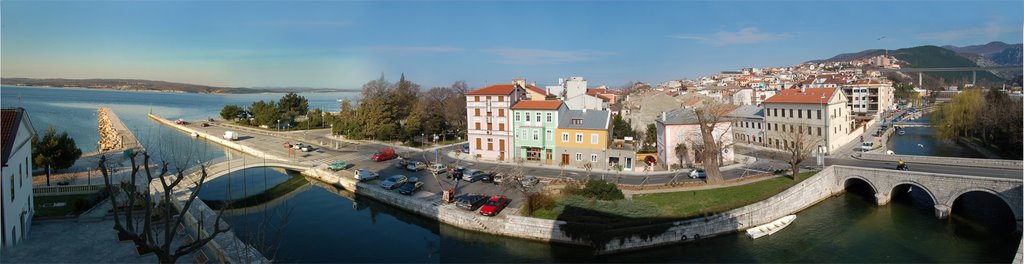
[[428, 163, 448, 173], [689, 169, 706, 179], [372, 148, 397, 162], [454, 194, 489, 211], [300, 144, 315, 152], [481, 172, 496, 183], [479, 195, 511, 216], [461, 169, 490, 182], [379, 175, 408, 189], [328, 160, 348, 171], [292, 143, 303, 149], [353, 169, 379, 182], [461, 145, 470, 153], [520, 175, 539, 188], [398, 177, 424, 195], [406, 161, 427, 172]]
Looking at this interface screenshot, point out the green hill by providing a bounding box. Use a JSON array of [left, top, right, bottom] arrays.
[[889, 46, 1005, 86]]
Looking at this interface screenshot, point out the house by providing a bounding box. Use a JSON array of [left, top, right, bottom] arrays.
[[554, 109, 611, 168], [727, 105, 765, 146], [465, 80, 549, 162], [1, 107, 36, 250], [564, 93, 607, 110], [763, 88, 855, 155], [655, 108, 734, 170], [839, 79, 894, 126], [511, 100, 566, 165]]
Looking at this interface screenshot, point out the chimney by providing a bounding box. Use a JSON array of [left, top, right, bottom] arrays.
[[513, 78, 526, 88], [661, 111, 666, 121]]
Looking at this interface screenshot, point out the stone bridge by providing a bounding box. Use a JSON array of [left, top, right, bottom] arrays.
[[179, 159, 312, 189], [833, 166, 1023, 227]]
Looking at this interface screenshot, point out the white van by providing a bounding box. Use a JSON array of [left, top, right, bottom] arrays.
[[859, 142, 874, 152], [223, 131, 238, 141]]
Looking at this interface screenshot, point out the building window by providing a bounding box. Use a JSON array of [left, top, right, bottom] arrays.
[[773, 108, 778, 117], [515, 112, 520, 122], [546, 130, 552, 140], [487, 123, 492, 131], [532, 130, 539, 140], [757, 123, 761, 129], [818, 127, 822, 136], [475, 123, 480, 130], [807, 110, 812, 119], [475, 109, 480, 116], [535, 113, 541, 123], [562, 133, 569, 142], [817, 110, 822, 119], [789, 109, 793, 118], [476, 138, 482, 150], [498, 109, 505, 117], [798, 110, 802, 119], [576, 133, 583, 143], [591, 154, 598, 162], [546, 113, 552, 123], [486, 96, 491, 101], [499, 123, 505, 131], [572, 118, 582, 125], [591, 134, 598, 144], [575, 153, 582, 161], [475, 96, 480, 102], [498, 96, 504, 102], [521, 129, 527, 139], [19, 164, 22, 187], [526, 112, 531, 122]]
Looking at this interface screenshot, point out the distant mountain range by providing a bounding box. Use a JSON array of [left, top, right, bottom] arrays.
[[0, 78, 358, 94], [814, 41, 1023, 85]]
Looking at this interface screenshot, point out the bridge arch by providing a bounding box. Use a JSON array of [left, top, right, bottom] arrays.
[[841, 176, 878, 194], [890, 181, 938, 206], [944, 187, 1023, 223]]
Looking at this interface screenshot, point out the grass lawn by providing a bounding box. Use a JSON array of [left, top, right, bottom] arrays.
[[33, 194, 102, 218], [633, 171, 817, 218], [531, 171, 818, 223]]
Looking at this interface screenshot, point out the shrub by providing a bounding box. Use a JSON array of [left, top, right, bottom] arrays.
[[575, 179, 624, 201], [529, 193, 557, 211]]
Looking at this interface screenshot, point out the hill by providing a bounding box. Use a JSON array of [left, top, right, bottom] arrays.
[[0, 78, 355, 94], [887, 45, 1005, 86], [813, 49, 886, 63], [941, 41, 1016, 56]]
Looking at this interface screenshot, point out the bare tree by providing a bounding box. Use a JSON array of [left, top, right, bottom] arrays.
[[693, 103, 737, 184], [99, 152, 229, 264], [774, 123, 822, 180], [498, 158, 540, 214]]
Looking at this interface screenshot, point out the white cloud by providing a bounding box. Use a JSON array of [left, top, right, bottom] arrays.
[[671, 27, 790, 46], [482, 48, 613, 65], [368, 46, 463, 53], [915, 22, 1022, 41]]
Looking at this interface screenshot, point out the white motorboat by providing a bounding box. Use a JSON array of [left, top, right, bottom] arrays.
[[746, 215, 796, 239], [190, 131, 199, 137]]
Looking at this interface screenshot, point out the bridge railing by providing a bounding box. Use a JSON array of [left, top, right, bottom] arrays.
[[859, 152, 1023, 170]]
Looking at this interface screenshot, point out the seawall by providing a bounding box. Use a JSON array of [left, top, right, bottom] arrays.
[[147, 114, 290, 162], [97, 107, 141, 151]]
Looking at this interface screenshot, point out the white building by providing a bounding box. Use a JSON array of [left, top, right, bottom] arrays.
[[730, 89, 753, 106], [727, 105, 765, 145], [840, 79, 895, 125], [763, 88, 855, 155], [465, 80, 549, 162], [564, 94, 607, 111], [1, 107, 36, 250], [564, 76, 587, 99]]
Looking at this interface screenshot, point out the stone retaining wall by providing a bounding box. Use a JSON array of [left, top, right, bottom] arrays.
[[98, 107, 140, 151], [860, 152, 1022, 169], [148, 114, 289, 162]]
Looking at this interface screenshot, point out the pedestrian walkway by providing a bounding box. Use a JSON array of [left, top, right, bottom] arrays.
[[444, 150, 755, 177], [1, 219, 198, 263]]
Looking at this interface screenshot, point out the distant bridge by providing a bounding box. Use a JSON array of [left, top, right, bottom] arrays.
[[877, 65, 1023, 86]]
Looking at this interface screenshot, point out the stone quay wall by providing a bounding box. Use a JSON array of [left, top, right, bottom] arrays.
[[860, 152, 1022, 169], [148, 114, 289, 162]]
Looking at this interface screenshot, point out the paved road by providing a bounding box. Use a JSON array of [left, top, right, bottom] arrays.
[[736, 145, 1021, 179]]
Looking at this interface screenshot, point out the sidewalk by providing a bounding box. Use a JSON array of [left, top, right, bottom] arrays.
[[444, 150, 755, 177], [622, 173, 788, 197]]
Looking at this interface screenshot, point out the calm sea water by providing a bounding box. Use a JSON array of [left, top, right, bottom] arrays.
[[5, 86, 1019, 262]]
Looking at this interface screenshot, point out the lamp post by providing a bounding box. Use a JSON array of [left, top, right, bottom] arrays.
[[820, 94, 828, 167]]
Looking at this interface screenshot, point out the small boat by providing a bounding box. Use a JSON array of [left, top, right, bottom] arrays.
[[746, 215, 796, 239], [898, 130, 906, 136], [190, 132, 199, 137]]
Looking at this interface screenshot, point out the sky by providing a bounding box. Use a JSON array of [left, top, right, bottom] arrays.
[[2, 1, 1022, 90]]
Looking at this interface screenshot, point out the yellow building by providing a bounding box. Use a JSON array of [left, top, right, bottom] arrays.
[[554, 109, 610, 168]]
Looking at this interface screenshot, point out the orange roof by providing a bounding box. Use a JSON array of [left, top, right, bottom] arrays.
[[465, 84, 517, 95], [511, 100, 564, 110], [763, 88, 837, 104], [465, 83, 549, 96]]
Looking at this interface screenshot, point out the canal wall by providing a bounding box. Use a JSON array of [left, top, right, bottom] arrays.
[[148, 114, 290, 162], [98, 107, 141, 151], [859, 152, 1023, 169]]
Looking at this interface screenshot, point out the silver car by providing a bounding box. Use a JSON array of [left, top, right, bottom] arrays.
[[380, 175, 408, 189], [353, 169, 379, 182]]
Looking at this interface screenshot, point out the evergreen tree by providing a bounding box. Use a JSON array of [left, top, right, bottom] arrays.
[[32, 126, 82, 186]]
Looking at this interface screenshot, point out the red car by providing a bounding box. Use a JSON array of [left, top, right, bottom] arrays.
[[478, 195, 511, 216], [371, 148, 396, 162]]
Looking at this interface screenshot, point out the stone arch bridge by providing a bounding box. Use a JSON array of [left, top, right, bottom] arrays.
[[832, 166, 1022, 229]]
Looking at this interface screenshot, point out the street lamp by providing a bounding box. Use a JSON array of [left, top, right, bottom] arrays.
[[820, 94, 828, 167], [277, 119, 281, 131]]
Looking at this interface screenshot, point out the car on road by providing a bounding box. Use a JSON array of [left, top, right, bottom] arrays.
[[479, 195, 511, 216], [520, 175, 539, 188], [328, 160, 349, 171], [406, 161, 427, 172], [428, 163, 448, 173], [353, 169, 379, 182], [461, 145, 470, 153], [372, 148, 397, 162], [380, 175, 408, 189], [300, 144, 315, 152], [461, 169, 490, 182], [689, 169, 706, 179], [454, 194, 489, 211], [398, 177, 424, 195]]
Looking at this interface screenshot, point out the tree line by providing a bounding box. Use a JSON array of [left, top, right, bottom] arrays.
[[333, 74, 468, 144], [220, 92, 336, 130], [932, 88, 1023, 159]]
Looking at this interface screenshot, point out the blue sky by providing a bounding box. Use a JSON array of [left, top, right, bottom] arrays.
[[2, 1, 1021, 89]]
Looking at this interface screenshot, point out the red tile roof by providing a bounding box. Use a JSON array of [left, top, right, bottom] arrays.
[[465, 83, 549, 96], [763, 88, 837, 104], [2, 108, 24, 166], [511, 100, 564, 110]]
